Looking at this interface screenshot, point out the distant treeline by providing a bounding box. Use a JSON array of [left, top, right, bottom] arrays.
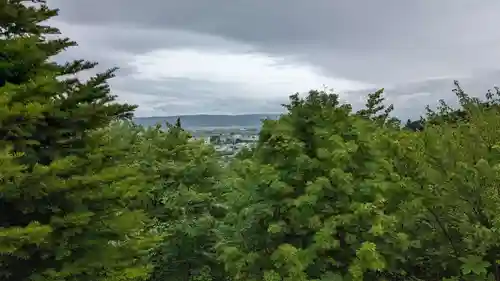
[[134, 114, 280, 129]]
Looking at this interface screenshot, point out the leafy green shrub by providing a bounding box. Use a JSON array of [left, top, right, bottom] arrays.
[[216, 88, 500, 281], [106, 121, 229, 281]]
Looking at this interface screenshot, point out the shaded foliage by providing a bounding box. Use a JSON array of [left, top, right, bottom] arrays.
[[0, 1, 156, 280], [102, 120, 229, 281]]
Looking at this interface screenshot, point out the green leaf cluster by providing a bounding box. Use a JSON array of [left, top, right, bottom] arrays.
[[112, 121, 229, 281], [216, 87, 500, 281]]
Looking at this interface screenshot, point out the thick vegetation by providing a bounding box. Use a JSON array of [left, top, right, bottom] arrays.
[[2, 1, 500, 281]]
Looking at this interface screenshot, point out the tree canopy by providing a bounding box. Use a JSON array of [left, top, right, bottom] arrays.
[[3, 1, 500, 281], [0, 1, 155, 280]]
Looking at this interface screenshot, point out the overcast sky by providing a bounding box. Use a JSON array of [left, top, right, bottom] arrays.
[[48, 0, 500, 118]]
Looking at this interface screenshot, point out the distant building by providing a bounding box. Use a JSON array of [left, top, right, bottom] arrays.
[[209, 135, 221, 144], [241, 135, 258, 142]]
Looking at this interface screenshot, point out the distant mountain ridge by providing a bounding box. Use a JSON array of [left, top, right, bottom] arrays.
[[133, 114, 281, 129]]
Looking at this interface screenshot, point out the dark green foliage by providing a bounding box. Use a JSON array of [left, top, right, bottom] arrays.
[[0, 131, 158, 280], [144, 126, 227, 281], [0, 1, 157, 280], [216, 87, 500, 281], [104, 121, 229, 281], [89, 84, 500, 281], [217, 90, 405, 281], [6, 2, 500, 281], [0, 0, 135, 166], [404, 118, 425, 131]]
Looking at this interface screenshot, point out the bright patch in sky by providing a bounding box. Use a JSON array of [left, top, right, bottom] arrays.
[[129, 49, 374, 100]]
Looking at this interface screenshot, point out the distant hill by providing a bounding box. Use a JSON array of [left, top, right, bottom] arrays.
[[133, 114, 281, 130]]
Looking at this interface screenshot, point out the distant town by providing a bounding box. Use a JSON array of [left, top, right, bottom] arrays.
[[190, 127, 260, 157], [134, 114, 279, 158]]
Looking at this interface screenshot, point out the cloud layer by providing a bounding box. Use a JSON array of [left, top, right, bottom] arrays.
[[48, 0, 500, 118]]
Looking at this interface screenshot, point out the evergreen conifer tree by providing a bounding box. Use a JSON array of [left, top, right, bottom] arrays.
[[0, 1, 157, 280]]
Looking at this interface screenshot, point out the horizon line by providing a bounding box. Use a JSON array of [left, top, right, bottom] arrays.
[[134, 113, 284, 118]]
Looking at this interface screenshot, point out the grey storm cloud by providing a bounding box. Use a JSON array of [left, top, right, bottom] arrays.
[[47, 0, 500, 118]]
